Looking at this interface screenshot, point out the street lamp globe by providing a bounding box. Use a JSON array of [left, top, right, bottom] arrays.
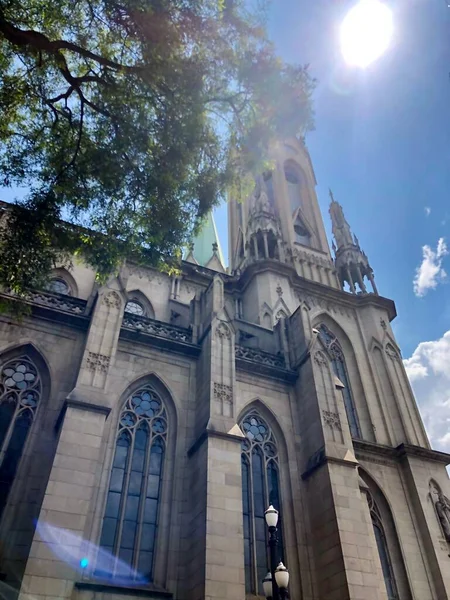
[[275, 562, 289, 590], [262, 571, 273, 599], [264, 504, 279, 528]]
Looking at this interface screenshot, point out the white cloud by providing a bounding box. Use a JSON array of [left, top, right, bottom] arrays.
[[413, 237, 448, 297], [404, 330, 450, 452], [424, 206, 431, 217]]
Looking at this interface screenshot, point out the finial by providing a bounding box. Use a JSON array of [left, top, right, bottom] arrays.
[[189, 242, 194, 253], [212, 242, 218, 254], [329, 188, 335, 203], [353, 233, 359, 247]]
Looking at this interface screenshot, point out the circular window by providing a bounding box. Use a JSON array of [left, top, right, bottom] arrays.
[[47, 278, 70, 295], [125, 300, 145, 316]]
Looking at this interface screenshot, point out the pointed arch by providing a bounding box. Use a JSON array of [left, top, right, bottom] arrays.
[[359, 469, 412, 600], [125, 290, 155, 319], [97, 373, 177, 584], [259, 303, 273, 329], [314, 318, 362, 438], [0, 343, 50, 520], [284, 160, 306, 214], [46, 267, 79, 297], [237, 400, 288, 596]]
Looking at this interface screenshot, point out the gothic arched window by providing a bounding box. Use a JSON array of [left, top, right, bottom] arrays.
[[99, 385, 167, 582], [0, 357, 41, 518], [284, 163, 303, 214], [240, 411, 283, 595], [366, 491, 399, 600], [318, 324, 361, 438]]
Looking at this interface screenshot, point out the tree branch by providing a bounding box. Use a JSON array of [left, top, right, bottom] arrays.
[[0, 14, 145, 73]]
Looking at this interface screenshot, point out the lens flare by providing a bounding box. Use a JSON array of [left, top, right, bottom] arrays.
[[35, 521, 148, 584], [340, 0, 393, 68]]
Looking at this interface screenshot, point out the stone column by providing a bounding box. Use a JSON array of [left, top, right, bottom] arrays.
[[263, 232, 269, 258], [18, 281, 125, 600], [252, 236, 259, 260], [288, 318, 388, 600], [19, 402, 110, 600], [185, 276, 246, 600]]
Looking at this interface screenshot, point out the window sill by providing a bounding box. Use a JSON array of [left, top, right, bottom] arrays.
[[75, 580, 172, 599]]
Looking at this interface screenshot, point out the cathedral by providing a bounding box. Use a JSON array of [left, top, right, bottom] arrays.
[[0, 137, 449, 600]]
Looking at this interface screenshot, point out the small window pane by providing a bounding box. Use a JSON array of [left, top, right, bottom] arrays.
[[149, 443, 164, 475], [140, 523, 156, 552], [110, 468, 125, 493], [100, 518, 118, 548], [105, 491, 121, 518], [146, 474, 160, 499], [0, 411, 32, 510], [128, 471, 143, 496], [138, 551, 153, 578], [0, 399, 16, 449], [124, 495, 140, 521], [114, 436, 130, 468], [121, 521, 137, 549], [144, 498, 158, 524]]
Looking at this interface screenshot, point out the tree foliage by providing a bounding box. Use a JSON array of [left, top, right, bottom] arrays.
[[0, 0, 315, 292]]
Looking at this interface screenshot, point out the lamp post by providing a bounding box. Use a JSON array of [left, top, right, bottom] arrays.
[[263, 505, 289, 600]]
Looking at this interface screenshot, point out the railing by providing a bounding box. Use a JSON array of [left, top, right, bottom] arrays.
[[235, 345, 286, 369], [19, 290, 87, 314], [122, 313, 193, 344]]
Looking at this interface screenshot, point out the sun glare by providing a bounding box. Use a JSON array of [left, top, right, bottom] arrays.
[[340, 0, 393, 68]]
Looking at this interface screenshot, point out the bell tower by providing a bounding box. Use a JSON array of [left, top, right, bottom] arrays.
[[228, 138, 340, 287]]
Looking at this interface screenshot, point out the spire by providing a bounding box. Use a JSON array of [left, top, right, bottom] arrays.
[[329, 192, 378, 295], [185, 211, 225, 271]]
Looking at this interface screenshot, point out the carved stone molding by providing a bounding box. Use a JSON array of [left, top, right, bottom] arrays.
[[314, 351, 327, 366], [86, 352, 110, 373], [385, 343, 399, 362], [21, 290, 87, 314], [216, 322, 231, 340], [380, 318, 387, 330], [235, 345, 286, 369], [322, 410, 342, 430], [122, 313, 193, 343], [213, 382, 232, 403], [103, 291, 121, 309]]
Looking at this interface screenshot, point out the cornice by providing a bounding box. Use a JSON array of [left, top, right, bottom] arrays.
[[353, 439, 450, 466], [225, 259, 397, 321]]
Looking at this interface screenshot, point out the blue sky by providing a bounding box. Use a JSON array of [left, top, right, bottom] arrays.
[[214, 0, 450, 451]]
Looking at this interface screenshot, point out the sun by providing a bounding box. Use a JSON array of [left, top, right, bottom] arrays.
[[340, 0, 393, 68]]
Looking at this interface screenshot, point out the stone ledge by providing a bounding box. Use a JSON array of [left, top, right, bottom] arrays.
[[187, 428, 244, 458], [354, 439, 450, 466], [75, 581, 172, 599]]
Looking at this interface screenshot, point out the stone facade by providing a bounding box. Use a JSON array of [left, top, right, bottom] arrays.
[[0, 137, 449, 600]]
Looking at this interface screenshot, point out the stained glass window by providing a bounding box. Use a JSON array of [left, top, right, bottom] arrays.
[[99, 386, 167, 582], [240, 411, 283, 595], [125, 301, 145, 316], [366, 491, 398, 600], [47, 278, 70, 295], [0, 357, 41, 518], [318, 324, 361, 438]]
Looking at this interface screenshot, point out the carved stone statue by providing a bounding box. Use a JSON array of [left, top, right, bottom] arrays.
[[436, 493, 450, 542]]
